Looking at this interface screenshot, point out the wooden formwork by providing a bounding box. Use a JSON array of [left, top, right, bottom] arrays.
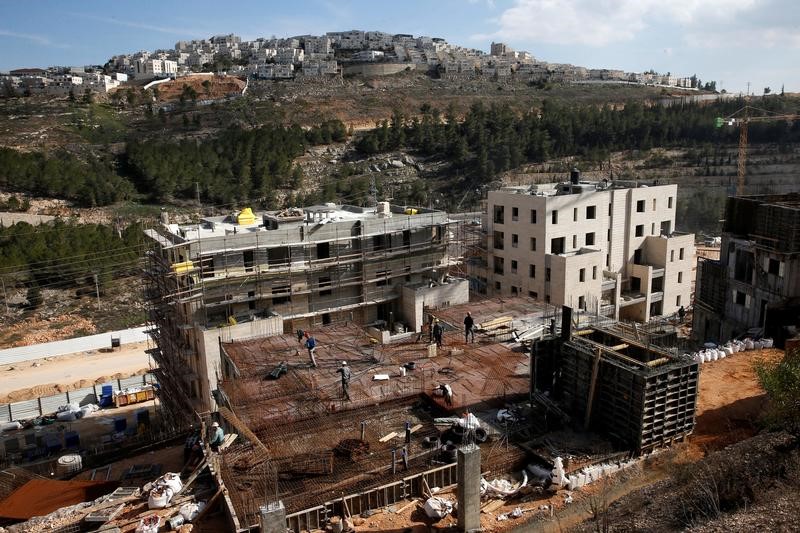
[[558, 331, 698, 455]]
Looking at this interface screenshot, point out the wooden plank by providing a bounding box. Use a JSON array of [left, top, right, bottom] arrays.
[[395, 498, 420, 514], [409, 424, 423, 434], [610, 343, 629, 351], [176, 459, 207, 495], [218, 433, 238, 452], [481, 499, 506, 513], [379, 432, 398, 443]]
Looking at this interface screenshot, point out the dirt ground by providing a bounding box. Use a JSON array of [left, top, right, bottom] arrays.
[[0, 340, 154, 403], [152, 75, 246, 103], [344, 347, 786, 532]]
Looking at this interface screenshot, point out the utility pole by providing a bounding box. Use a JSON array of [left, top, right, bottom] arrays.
[[93, 273, 101, 309]]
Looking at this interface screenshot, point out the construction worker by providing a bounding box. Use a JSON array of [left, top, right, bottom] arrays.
[[296, 329, 305, 343], [305, 334, 318, 368], [678, 305, 686, 323], [437, 383, 453, 406], [464, 312, 475, 343], [209, 421, 225, 452], [337, 361, 352, 401], [432, 320, 444, 348]]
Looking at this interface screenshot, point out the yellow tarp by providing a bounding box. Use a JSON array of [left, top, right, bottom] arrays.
[[237, 207, 256, 225]]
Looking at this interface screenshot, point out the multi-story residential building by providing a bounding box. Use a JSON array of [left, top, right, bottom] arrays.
[[134, 58, 177, 79], [482, 171, 694, 322], [303, 36, 332, 56], [490, 42, 513, 57], [143, 203, 464, 413], [694, 194, 800, 346]]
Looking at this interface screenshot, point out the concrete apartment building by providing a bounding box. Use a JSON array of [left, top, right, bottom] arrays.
[[143, 203, 466, 414], [483, 171, 694, 322], [694, 194, 800, 346]]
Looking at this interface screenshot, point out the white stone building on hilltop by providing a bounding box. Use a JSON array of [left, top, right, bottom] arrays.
[[481, 171, 694, 322]]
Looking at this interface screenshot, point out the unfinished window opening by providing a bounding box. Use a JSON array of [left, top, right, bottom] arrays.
[[530, 209, 537, 223], [676, 295, 681, 306], [376, 269, 390, 287], [493, 256, 505, 275], [636, 200, 645, 213], [551, 210, 558, 224], [317, 242, 330, 260], [271, 282, 291, 305], [668, 197, 673, 208], [511, 286, 519, 296], [493, 231, 505, 250], [268, 247, 289, 267], [322, 313, 331, 325], [199, 256, 215, 279], [586, 205, 596, 219], [529, 264, 536, 278], [679, 247, 685, 260], [248, 290, 256, 310], [529, 291, 538, 299], [243, 250, 254, 272], [579, 268, 585, 282], [734, 250, 753, 282], [403, 230, 411, 248], [585, 232, 595, 246], [551, 237, 565, 255], [635, 225, 644, 237], [319, 276, 332, 296], [677, 272, 683, 283], [530, 237, 537, 251], [634, 249, 643, 265], [578, 295, 585, 310], [511, 234, 519, 248], [493, 205, 505, 224], [495, 281, 502, 291], [651, 277, 663, 292], [592, 266, 597, 280], [661, 221, 671, 235], [511, 207, 519, 221], [573, 208, 578, 222], [734, 290, 747, 306], [768, 258, 781, 276], [511, 260, 518, 273], [372, 234, 389, 252], [631, 276, 641, 292]]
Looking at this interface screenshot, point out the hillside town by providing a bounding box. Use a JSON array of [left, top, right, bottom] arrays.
[[1, 30, 711, 97]]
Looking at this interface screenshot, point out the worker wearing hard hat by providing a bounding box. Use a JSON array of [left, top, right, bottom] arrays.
[[209, 421, 225, 452]]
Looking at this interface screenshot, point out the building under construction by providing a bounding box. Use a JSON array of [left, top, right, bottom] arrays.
[[197, 296, 700, 530], [143, 203, 469, 415], [694, 193, 800, 346]]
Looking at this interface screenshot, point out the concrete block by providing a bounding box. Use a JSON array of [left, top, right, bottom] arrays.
[[457, 444, 481, 532]]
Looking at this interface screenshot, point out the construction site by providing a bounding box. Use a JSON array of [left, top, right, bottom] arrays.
[[0, 195, 793, 533]]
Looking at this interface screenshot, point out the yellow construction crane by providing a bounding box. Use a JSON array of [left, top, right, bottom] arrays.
[[716, 106, 799, 196]]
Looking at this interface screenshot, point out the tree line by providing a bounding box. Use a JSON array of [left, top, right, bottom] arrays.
[[125, 120, 346, 205], [356, 97, 800, 184], [0, 148, 134, 207], [0, 219, 143, 291]]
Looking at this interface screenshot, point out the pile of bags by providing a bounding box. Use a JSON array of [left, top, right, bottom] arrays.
[[147, 473, 183, 510], [690, 337, 774, 364], [55, 402, 100, 422]]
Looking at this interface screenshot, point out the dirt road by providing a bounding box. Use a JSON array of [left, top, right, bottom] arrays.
[[0, 341, 155, 403]]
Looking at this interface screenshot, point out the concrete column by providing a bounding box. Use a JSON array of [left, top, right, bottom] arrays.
[[457, 444, 481, 532], [259, 501, 286, 533]]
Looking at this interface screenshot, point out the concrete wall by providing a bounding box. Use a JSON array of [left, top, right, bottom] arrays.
[[400, 279, 470, 331], [341, 62, 412, 77]]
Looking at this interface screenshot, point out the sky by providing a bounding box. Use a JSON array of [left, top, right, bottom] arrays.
[[0, 0, 797, 93]]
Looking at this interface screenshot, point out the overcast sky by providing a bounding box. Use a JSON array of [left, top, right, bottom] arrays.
[[0, 0, 797, 93]]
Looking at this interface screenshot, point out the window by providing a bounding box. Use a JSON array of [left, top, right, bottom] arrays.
[[572, 235, 577, 248], [511, 207, 519, 221], [768, 258, 781, 275], [243, 250, 254, 272], [573, 208, 578, 222], [679, 247, 685, 260], [579, 268, 585, 282], [607, 228, 611, 242], [670, 250, 675, 262], [636, 200, 645, 212], [319, 276, 332, 296], [606, 254, 610, 267], [551, 237, 565, 254], [578, 295, 585, 310], [668, 197, 673, 208], [734, 290, 746, 306], [493, 256, 504, 275], [493, 205, 504, 224], [676, 295, 681, 306], [551, 210, 558, 224], [493, 230, 504, 250], [529, 264, 536, 278], [511, 234, 518, 248], [530, 209, 537, 223], [545, 267, 551, 281], [511, 286, 519, 295], [586, 205, 596, 219], [635, 225, 644, 237], [608, 203, 612, 216], [592, 266, 597, 280], [530, 237, 537, 251], [376, 269, 390, 287], [651, 223, 655, 235], [585, 232, 595, 246], [678, 272, 683, 283], [652, 198, 657, 211], [529, 291, 538, 299], [511, 260, 518, 273], [495, 281, 502, 291]]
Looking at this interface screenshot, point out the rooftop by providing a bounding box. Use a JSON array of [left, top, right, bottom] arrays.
[[494, 179, 676, 198], [160, 203, 447, 242]]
